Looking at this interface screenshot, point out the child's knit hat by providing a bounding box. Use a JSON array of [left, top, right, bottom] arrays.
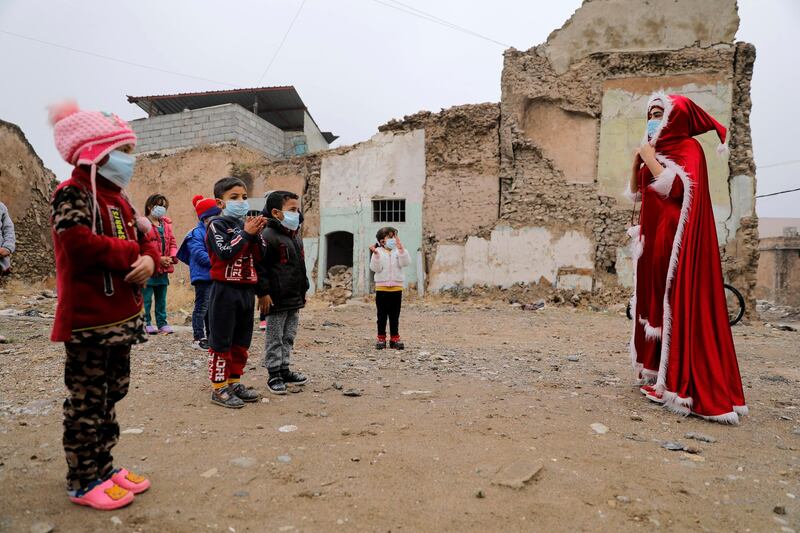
[[48, 101, 137, 166], [193, 195, 221, 220], [48, 100, 148, 235]]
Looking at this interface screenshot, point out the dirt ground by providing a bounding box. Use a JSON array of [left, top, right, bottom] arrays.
[[0, 291, 799, 533]]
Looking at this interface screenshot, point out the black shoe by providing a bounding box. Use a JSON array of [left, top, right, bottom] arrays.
[[211, 386, 245, 409], [229, 382, 260, 402], [282, 369, 308, 385], [267, 376, 288, 395], [200, 338, 210, 350], [376, 341, 387, 350], [390, 340, 405, 350]]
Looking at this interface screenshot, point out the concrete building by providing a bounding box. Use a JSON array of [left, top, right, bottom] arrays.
[[127, 86, 337, 158]]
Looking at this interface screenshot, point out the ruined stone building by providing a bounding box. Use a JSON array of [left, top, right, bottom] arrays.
[[125, 0, 759, 307], [0, 120, 56, 281], [756, 218, 800, 307]]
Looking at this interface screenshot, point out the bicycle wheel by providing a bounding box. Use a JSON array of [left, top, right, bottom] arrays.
[[724, 284, 745, 326]]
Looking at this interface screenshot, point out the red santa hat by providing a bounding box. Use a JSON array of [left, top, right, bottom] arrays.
[[646, 92, 728, 155], [193, 195, 221, 220]]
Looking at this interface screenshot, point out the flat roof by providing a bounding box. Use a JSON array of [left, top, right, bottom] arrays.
[[127, 86, 337, 143]]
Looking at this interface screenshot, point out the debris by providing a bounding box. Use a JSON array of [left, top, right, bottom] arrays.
[[332, 382, 343, 391], [261, 398, 270, 404], [121, 428, 144, 435], [476, 489, 486, 498], [660, 441, 686, 451], [342, 389, 362, 397], [774, 324, 797, 332], [278, 425, 298, 433], [30, 522, 55, 533], [277, 455, 292, 463], [230, 457, 256, 468], [401, 390, 432, 395], [521, 300, 545, 311], [685, 432, 717, 443], [201, 468, 218, 478], [630, 415, 643, 422], [590, 423, 609, 435], [111, 516, 123, 526], [491, 460, 544, 489], [566, 355, 580, 362], [774, 506, 787, 515], [322, 320, 344, 328], [322, 266, 353, 305], [233, 491, 249, 498]]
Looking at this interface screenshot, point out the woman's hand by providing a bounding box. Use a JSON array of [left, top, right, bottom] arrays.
[[638, 143, 656, 163]]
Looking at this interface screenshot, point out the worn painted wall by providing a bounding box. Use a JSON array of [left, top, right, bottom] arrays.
[[428, 226, 594, 292], [756, 234, 800, 307], [542, 0, 739, 74], [319, 129, 425, 295]]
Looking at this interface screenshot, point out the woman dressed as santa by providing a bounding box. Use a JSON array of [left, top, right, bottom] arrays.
[[625, 92, 748, 424]]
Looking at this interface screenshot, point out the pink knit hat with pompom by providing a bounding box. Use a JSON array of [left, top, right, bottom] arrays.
[[48, 100, 149, 235], [49, 101, 137, 165]]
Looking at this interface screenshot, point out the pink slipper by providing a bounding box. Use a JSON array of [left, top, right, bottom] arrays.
[[69, 479, 134, 510], [111, 468, 151, 494], [145, 325, 158, 335]]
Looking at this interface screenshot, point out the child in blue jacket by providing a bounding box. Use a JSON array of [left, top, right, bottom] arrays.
[[177, 195, 220, 350]]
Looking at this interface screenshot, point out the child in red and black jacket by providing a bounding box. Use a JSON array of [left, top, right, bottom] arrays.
[[205, 176, 267, 408], [49, 102, 159, 510]]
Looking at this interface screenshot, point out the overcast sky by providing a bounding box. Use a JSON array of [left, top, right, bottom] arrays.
[[0, 0, 797, 217]]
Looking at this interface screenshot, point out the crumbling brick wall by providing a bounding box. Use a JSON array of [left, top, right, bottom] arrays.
[[0, 120, 56, 281], [380, 103, 501, 272]]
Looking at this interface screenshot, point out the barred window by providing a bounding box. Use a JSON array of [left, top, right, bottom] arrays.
[[372, 199, 406, 223]]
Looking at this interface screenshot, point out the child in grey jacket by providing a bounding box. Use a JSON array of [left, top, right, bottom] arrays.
[[0, 202, 15, 276]]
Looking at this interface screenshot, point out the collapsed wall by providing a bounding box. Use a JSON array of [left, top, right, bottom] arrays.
[[0, 120, 56, 281]]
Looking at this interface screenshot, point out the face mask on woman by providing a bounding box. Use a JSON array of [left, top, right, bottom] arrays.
[[151, 205, 167, 219], [99, 150, 136, 189], [384, 238, 397, 250], [223, 200, 250, 219], [647, 119, 661, 140], [281, 211, 301, 231]]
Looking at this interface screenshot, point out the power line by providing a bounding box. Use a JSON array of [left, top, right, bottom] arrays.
[[756, 186, 800, 199], [0, 29, 238, 87], [256, 0, 308, 85], [369, 0, 511, 48], [759, 159, 800, 169]]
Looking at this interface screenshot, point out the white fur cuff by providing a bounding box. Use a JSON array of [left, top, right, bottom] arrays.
[[649, 167, 678, 198]]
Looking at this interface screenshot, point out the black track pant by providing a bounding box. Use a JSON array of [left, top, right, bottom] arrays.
[[375, 290, 402, 338]]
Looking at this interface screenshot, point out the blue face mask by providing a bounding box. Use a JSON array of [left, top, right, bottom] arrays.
[[151, 205, 167, 219], [223, 200, 249, 219], [281, 211, 301, 231], [99, 150, 136, 189], [384, 238, 397, 250], [647, 119, 661, 140]]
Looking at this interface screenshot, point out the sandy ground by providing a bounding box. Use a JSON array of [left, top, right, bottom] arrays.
[[0, 295, 799, 533]]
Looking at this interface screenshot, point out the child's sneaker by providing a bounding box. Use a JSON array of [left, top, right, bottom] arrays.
[[191, 339, 205, 350], [211, 386, 245, 408], [390, 339, 405, 350], [159, 325, 174, 335], [68, 479, 134, 510], [110, 468, 150, 494], [145, 325, 158, 335], [267, 376, 288, 395], [376, 336, 387, 350], [282, 369, 308, 385], [259, 320, 267, 331], [230, 382, 260, 402]]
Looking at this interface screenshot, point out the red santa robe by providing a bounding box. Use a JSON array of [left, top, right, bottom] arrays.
[[626, 93, 748, 424]]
